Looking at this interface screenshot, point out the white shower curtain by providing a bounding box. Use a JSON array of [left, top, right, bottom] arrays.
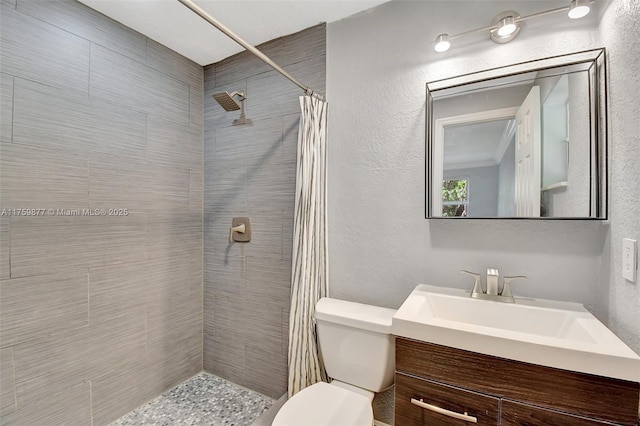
[[287, 95, 329, 397]]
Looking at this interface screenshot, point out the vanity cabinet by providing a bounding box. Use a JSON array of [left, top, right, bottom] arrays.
[[500, 400, 617, 425], [395, 337, 640, 426], [396, 373, 499, 425]]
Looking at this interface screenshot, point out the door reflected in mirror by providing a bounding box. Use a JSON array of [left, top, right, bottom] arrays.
[[427, 49, 607, 219]]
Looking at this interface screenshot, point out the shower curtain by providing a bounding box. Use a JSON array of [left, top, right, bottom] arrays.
[[287, 95, 329, 397]]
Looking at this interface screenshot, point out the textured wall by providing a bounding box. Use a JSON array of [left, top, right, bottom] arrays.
[[326, 1, 610, 316], [203, 24, 325, 399], [599, 0, 640, 354], [0, 1, 203, 424]]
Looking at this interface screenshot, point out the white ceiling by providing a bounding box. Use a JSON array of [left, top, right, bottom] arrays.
[[444, 119, 515, 170], [77, 0, 390, 66]]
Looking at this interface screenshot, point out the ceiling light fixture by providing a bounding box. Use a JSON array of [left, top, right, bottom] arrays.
[[568, 0, 591, 19], [497, 16, 517, 37], [434, 34, 451, 52], [433, 0, 593, 53], [490, 11, 522, 44]]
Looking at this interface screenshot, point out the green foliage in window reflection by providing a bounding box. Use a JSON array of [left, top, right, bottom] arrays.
[[442, 179, 467, 202], [442, 179, 468, 217]]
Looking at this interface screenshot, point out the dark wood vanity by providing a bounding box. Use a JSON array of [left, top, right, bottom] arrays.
[[395, 337, 640, 425]]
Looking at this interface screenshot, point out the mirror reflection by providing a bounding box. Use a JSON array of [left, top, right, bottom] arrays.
[[427, 49, 606, 219]]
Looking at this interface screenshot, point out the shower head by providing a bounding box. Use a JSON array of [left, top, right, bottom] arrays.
[[212, 91, 245, 111]]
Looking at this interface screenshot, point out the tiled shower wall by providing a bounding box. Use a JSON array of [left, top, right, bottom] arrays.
[[0, 1, 203, 424], [203, 24, 326, 398]]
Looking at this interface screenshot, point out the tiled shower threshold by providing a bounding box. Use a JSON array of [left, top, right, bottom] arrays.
[[110, 372, 274, 426]]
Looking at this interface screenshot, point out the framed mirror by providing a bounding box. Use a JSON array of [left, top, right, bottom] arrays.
[[426, 49, 607, 219]]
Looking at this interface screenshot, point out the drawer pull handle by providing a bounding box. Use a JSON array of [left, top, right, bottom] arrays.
[[410, 398, 478, 423]]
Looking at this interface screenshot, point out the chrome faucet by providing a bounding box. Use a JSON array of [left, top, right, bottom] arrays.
[[486, 268, 500, 295], [461, 269, 527, 303]]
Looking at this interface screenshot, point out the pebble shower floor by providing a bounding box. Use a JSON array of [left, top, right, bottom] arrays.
[[110, 373, 273, 426]]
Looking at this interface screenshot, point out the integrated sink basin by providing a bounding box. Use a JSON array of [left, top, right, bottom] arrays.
[[392, 284, 640, 382]]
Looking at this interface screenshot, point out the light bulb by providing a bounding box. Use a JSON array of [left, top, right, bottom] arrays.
[[568, 0, 590, 19], [497, 16, 517, 37], [434, 34, 451, 53]]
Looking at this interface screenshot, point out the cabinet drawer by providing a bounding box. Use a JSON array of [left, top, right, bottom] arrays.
[[395, 372, 499, 426], [396, 337, 640, 425], [501, 400, 627, 426]]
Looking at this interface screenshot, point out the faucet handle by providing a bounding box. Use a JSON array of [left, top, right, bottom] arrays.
[[501, 275, 527, 298], [460, 270, 483, 295]]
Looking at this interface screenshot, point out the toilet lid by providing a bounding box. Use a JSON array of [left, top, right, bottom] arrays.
[[272, 382, 373, 426]]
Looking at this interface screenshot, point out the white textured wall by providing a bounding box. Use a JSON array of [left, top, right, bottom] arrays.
[[326, 1, 613, 320], [598, 0, 640, 354]]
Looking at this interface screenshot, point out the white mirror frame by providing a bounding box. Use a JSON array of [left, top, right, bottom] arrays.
[[426, 48, 607, 219]]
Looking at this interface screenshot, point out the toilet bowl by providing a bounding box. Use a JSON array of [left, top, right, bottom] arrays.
[[272, 382, 373, 426], [272, 298, 397, 426]]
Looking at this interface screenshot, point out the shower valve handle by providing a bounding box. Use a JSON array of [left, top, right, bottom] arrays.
[[229, 223, 246, 243]]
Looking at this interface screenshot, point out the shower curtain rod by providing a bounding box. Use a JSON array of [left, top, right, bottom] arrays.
[[178, 0, 325, 100]]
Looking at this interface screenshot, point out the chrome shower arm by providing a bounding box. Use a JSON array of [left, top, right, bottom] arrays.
[[177, 0, 325, 100]]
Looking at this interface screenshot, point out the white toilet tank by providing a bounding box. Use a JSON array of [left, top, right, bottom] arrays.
[[314, 298, 397, 393]]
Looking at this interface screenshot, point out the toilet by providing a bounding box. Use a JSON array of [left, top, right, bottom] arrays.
[[273, 297, 397, 426]]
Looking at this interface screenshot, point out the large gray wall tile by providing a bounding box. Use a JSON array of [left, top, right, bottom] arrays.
[[248, 54, 326, 122], [145, 163, 191, 212], [246, 258, 291, 307], [214, 117, 283, 169], [88, 153, 148, 211], [282, 24, 326, 66], [0, 348, 15, 416], [204, 166, 247, 214], [246, 160, 296, 212], [244, 295, 283, 356], [146, 295, 201, 361], [245, 345, 287, 398], [146, 38, 204, 90], [0, 382, 91, 426], [9, 217, 92, 278], [90, 44, 190, 125], [16, 0, 147, 62], [13, 78, 147, 159], [144, 255, 196, 309], [10, 214, 147, 278], [204, 331, 246, 386], [0, 143, 88, 210], [0, 73, 13, 143], [13, 313, 146, 408], [246, 70, 300, 121], [214, 39, 283, 87], [0, 3, 90, 94], [243, 210, 284, 260], [0, 271, 89, 347], [89, 261, 150, 324], [287, 52, 326, 94], [91, 360, 159, 426], [147, 117, 202, 169], [145, 213, 202, 263]]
